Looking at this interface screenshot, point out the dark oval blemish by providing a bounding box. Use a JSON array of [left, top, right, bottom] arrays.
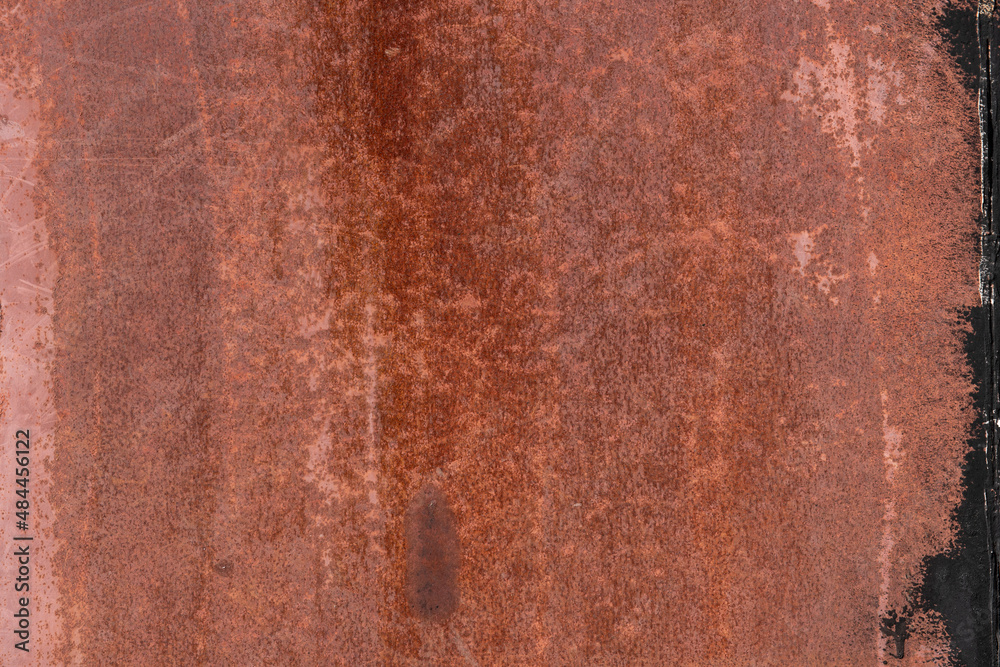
[[213, 559, 234, 577], [404, 483, 460, 622]]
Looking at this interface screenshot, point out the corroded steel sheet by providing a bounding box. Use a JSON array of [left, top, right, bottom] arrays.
[[0, 0, 993, 665]]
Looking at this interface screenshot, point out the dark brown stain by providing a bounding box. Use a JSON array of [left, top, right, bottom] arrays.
[[213, 559, 234, 577], [404, 483, 460, 622]]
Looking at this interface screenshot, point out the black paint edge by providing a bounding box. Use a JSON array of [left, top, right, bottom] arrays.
[[918, 304, 994, 666], [910, 4, 999, 666], [978, 1, 999, 663], [977, 0, 1000, 665]]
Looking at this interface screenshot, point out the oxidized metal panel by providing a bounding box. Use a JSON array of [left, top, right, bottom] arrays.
[[0, 0, 993, 665]]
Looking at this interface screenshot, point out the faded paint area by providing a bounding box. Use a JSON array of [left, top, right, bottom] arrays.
[[0, 0, 982, 665], [0, 64, 61, 665]]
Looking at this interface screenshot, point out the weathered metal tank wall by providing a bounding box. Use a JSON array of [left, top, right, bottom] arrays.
[[0, 0, 993, 664]]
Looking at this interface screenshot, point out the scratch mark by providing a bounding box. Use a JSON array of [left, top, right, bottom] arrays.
[[63, 1, 157, 36], [18, 279, 52, 295], [0, 241, 45, 271]]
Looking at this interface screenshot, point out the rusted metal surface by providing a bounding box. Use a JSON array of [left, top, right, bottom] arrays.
[[0, 0, 992, 664]]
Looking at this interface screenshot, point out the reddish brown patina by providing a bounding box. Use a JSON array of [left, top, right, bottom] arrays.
[[0, 0, 983, 664]]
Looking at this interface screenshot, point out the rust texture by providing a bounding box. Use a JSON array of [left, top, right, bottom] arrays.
[[0, 0, 991, 664]]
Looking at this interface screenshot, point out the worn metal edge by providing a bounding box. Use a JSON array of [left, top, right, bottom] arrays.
[[977, 0, 1000, 662]]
